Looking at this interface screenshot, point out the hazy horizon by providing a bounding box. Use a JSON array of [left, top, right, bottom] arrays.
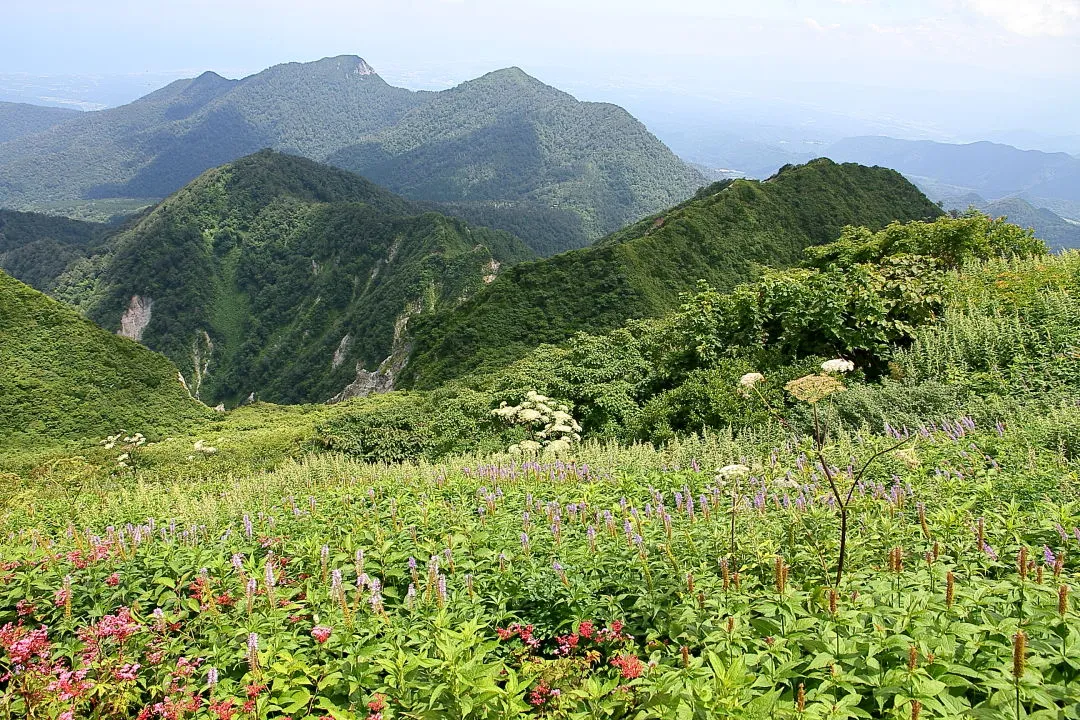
[[3, 0, 1079, 154]]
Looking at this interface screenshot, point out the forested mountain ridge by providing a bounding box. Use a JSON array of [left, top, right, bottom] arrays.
[[0, 268, 209, 446], [43, 151, 534, 406], [0, 210, 111, 295], [0, 101, 81, 144], [0, 57, 703, 255], [0, 58, 422, 207], [400, 159, 944, 388], [327, 67, 705, 246]]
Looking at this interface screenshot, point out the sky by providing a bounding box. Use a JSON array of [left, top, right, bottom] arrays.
[[2, 0, 1079, 144]]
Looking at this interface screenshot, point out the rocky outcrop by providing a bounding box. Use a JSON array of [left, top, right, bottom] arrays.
[[329, 303, 416, 403], [118, 295, 153, 341], [332, 334, 352, 370]]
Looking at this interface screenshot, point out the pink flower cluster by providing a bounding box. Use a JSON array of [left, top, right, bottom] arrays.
[[0, 622, 51, 667], [311, 625, 332, 644], [495, 622, 540, 648]]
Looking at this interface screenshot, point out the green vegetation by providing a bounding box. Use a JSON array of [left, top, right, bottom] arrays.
[[0, 209, 111, 293], [3, 405, 1080, 717], [0, 101, 79, 144], [0, 269, 209, 449], [0, 59, 704, 256], [403, 159, 943, 389], [5, 188, 1080, 718], [329, 67, 704, 247], [49, 151, 534, 406]]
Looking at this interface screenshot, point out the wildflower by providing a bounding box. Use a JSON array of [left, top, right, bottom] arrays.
[[821, 358, 855, 374], [1059, 585, 1070, 616], [368, 693, 387, 713], [106, 571, 121, 586], [1012, 630, 1026, 679], [247, 632, 259, 671], [207, 666, 219, 688], [311, 625, 332, 644], [0, 622, 51, 667], [1043, 546, 1056, 567], [115, 662, 140, 681], [610, 653, 645, 679], [785, 373, 845, 403], [437, 574, 448, 607], [738, 372, 765, 389], [715, 464, 751, 482]]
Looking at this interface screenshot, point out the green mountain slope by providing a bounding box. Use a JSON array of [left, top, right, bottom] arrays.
[[327, 68, 705, 245], [0, 101, 81, 144], [0, 269, 208, 447], [0, 210, 111, 294], [60, 151, 533, 405], [0, 59, 702, 255], [401, 159, 943, 388], [0, 57, 421, 207]]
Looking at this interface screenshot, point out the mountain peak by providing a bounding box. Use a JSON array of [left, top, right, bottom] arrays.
[[308, 55, 378, 77]]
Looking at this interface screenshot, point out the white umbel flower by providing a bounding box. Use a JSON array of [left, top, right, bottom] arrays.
[[738, 372, 765, 388], [820, 359, 855, 374], [714, 464, 751, 481]]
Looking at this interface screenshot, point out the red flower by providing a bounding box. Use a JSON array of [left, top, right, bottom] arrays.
[[210, 699, 237, 720], [311, 625, 332, 644], [578, 620, 594, 639], [0, 622, 50, 665], [610, 653, 645, 679], [528, 683, 552, 706], [368, 693, 387, 712], [105, 572, 121, 587]]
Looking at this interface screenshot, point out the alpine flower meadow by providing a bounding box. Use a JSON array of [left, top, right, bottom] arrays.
[[2, 421, 1080, 719]]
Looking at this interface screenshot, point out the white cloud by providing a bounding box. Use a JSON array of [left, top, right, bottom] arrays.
[[963, 0, 1080, 36]]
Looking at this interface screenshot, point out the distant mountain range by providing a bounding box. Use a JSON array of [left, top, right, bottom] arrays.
[[402, 159, 944, 388], [938, 196, 1080, 251], [825, 136, 1080, 209], [0, 56, 704, 255], [0, 151, 533, 406]]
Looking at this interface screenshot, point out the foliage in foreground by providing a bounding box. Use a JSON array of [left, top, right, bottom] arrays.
[[2, 418, 1079, 719]]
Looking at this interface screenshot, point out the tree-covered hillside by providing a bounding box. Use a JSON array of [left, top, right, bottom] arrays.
[[0, 269, 209, 446], [0, 57, 421, 207], [328, 68, 705, 246], [0, 210, 112, 293], [401, 159, 943, 389], [54, 151, 534, 406], [0, 59, 703, 256], [0, 101, 81, 144]]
